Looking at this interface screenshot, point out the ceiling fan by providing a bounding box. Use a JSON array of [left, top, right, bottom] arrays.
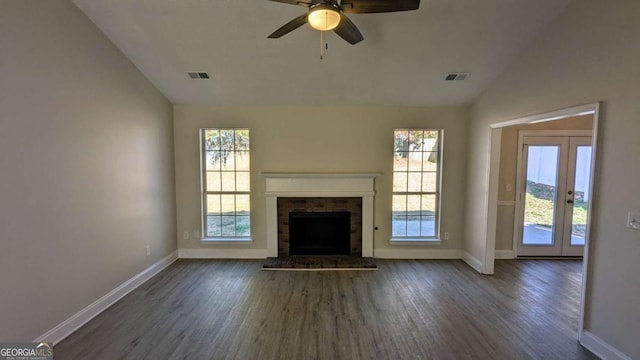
[[267, 0, 421, 45]]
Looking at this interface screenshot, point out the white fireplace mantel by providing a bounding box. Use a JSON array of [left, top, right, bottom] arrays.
[[262, 172, 381, 257]]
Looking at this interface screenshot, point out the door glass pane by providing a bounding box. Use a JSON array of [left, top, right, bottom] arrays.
[[570, 146, 592, 246], [522, 146, 559, 245]]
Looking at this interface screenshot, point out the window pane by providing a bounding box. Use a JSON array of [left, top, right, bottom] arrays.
[[392, 217, 407, 237], [221, 194, 235, 214], [407, 195, 421, 215], [408, 172, 421, 192], [221, 172, 236, 191], [425, 130, 439, 139], [204, 130, 220, 150], [393, 152, 408, 171], [207, 216, 222, 237], [206, 194, 221, 215], [408, 151, 422, 171], [422, 152, 438, 171], [205, 151, 221, 170], [221, 216, 236, 236], [206, 171, 221, 192], [421, 195, 436, 216], [422, 172, 437, 192], [394, 130, 409, 147], [393, 172, 408, 192], [235, 151, 250, 171], [236, 216, 250, 236], [236, 194, 250, 214], [236, 172, 250, 192], [220, 151, 236, 170], [392, 195, 407, 214], [420, 216, 436, 237], [407, 215, 421, 236], [219, 130, 235, 150], [408, 130, 424, 150], [235, 130, 250, 150]]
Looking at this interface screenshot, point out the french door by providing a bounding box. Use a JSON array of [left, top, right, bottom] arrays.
[[514, 134, 592, 257]]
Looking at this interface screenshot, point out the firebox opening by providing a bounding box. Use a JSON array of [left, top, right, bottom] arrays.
[[289, 211, 351, 255]]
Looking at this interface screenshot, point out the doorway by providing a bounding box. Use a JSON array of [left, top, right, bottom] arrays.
[[484, 102, 600, 343], [514, 132, 593, 256]]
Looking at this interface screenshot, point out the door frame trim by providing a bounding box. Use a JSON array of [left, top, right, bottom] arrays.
[[485, 102, 600, 342]]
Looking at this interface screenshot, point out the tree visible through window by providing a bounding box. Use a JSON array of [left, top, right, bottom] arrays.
[[392, 130, 442, 240], [201, 129, 251, 239]]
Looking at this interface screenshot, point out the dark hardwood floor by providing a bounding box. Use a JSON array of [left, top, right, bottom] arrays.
[[54, 259, 596, 360]]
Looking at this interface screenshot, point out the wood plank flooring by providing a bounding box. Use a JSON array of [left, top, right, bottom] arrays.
[[54, 259, 597, 360]]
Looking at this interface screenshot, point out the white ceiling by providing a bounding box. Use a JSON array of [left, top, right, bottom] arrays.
[[73, 0, 570, 106]]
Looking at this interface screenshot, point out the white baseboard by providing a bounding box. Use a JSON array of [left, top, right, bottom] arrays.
[[178, 248, 269, 259], [373, 249, 462, 259], [495, 250, 515, 259], [580, 331, 631, 360], [35, 250, 179, 345], [462, 251, 483, 273]]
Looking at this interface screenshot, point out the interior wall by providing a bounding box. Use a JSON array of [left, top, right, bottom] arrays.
[[495, 115, 593, 251], [466, 0, 640, 357], [0, 0, 176, 341], [174, 106, 467, 253]]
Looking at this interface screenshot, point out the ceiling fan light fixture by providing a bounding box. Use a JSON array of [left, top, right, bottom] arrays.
[[308, 6, 341, 31]]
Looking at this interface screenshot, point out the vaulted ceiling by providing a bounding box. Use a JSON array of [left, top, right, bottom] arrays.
[[73, 0, 571, 106]]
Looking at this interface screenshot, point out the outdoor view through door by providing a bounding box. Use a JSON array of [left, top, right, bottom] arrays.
[[515, 134, 592, 256], [392, 130, 442, 241]]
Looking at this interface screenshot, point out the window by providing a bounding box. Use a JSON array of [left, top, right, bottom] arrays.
[[201, 129, 251, 240], [392, 130, 442, 241]]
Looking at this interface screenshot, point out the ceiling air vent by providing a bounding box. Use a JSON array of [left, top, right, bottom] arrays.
[[445, 73, 468, 81], [188, 72, 210, 79]]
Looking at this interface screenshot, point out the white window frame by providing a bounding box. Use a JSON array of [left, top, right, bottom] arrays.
[[391, 129, 443, 243], [200, 128, 252, 242]]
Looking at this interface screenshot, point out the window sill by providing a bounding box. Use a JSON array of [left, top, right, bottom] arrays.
[[201, 237, 252, 243], [390, 237, 441, 244]]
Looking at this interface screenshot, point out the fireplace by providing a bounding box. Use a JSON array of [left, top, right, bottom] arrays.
[[277, 197, 362, 257], [289, 212, 351, 255], [263, 172, 380, 258]]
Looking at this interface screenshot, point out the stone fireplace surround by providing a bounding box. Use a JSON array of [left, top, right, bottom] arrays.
[[263, 173, 380, 258]]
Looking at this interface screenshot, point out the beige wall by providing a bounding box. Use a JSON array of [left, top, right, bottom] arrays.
[[0, 0, 176, 341], [495, 115, 593, 250], [466, 0, 640, 357], [174, 106, 467, 252]]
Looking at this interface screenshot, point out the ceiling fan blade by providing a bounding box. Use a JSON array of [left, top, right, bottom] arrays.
[[333, 13, 364, 45], [340, 0, 420, 13], [268, 14, 309, 38], [268, 0, 320, 7]]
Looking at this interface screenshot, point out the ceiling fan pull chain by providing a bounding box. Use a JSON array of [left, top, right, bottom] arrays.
[[320, 30, 324, 60]]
